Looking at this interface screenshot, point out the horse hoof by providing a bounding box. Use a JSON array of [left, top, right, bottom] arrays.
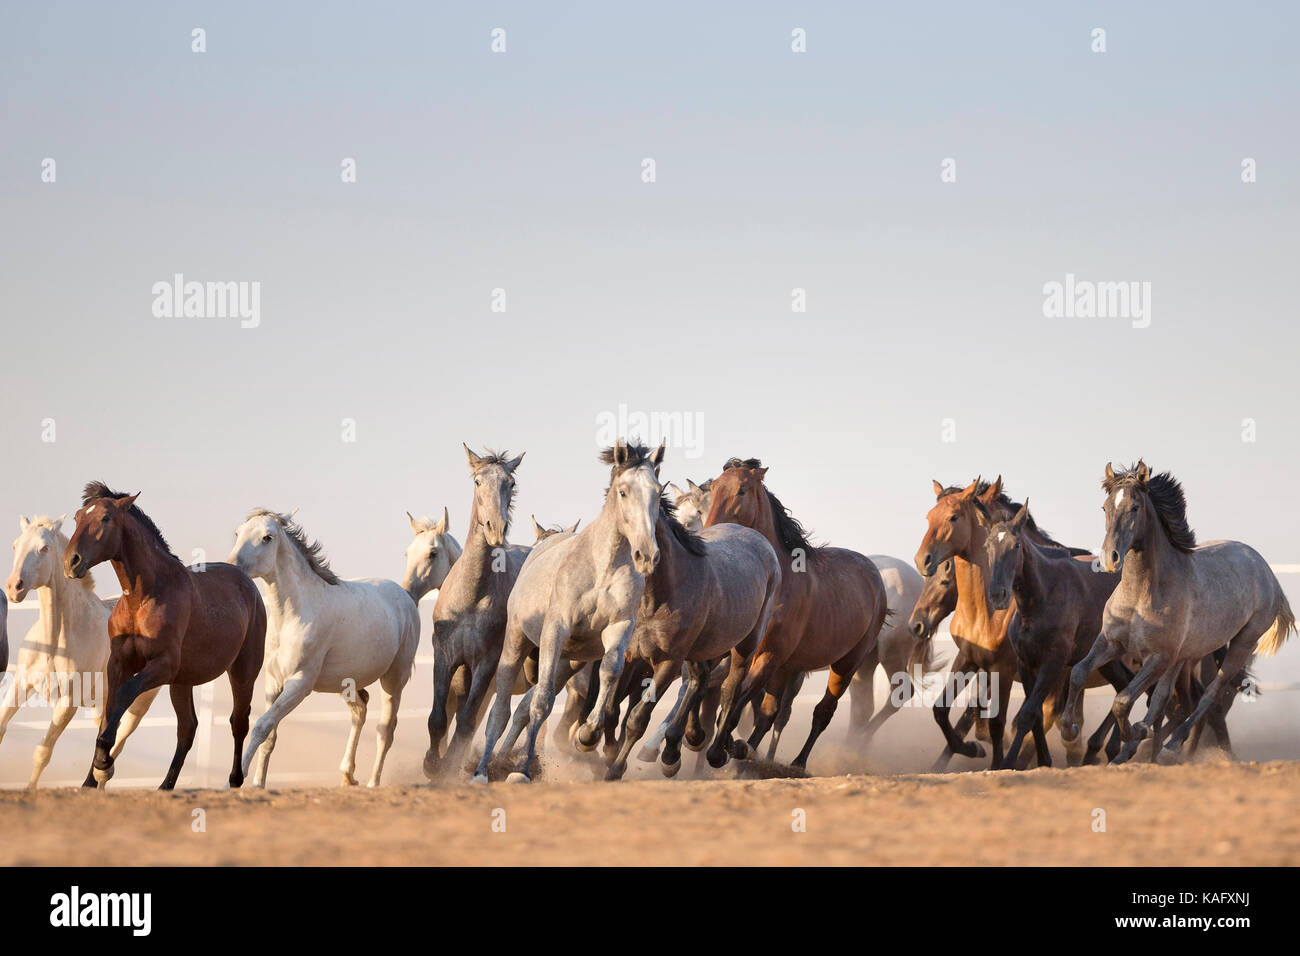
[[422, 752, 440, 782], [730, 740, 754, 761], [1156, 747, 1182, 767], [506, 772, 532, 784], [574, 729, 598, 753], [470, 772, 490, 785], [341, 773, 358, 787], [706, 747, 729, 769], [683, 734, 708, 753], [636, 744, 660, 763], [661, 757, 682, 778], [1131, 721, 1151, 741], [604, 763, 627, 782], [92, 766, 113, 787], [1059, 721, 1079, 743]]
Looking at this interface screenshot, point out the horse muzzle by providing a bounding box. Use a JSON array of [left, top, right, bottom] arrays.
[[988, 588, 1012, 611], [63, 553, 87, 580]]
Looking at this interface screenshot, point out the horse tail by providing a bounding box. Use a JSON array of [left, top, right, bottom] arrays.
[[1257, 590, 1296, 657]]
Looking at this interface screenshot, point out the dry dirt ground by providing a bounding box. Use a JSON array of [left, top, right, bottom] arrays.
[[2, 759, 1295, 866]]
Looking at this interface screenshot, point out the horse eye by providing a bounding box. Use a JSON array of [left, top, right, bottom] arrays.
[[474, 478, 480, 486], [40, 545, 49, 553], [262, 534, 272, 543], [619, 490, 626, 498], [429, 548, 438, 557]]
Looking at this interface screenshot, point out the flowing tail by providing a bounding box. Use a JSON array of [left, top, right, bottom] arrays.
[[1257, 591, 1295, 657]]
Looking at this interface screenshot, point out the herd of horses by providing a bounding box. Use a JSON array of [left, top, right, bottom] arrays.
[[0, 442, 1293, 791]]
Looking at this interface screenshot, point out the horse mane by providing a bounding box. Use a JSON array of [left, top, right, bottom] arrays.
[[247, 508, 340, 585], [940, 480, 1072, 552], [81, 481, 175, 558], [723, 458, 821, 557], [659, 493, 707, 556], [1101, 463, 1197, 553], [28, 515, 95, 590]]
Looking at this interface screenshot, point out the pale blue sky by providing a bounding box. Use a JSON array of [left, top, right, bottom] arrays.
[[2, 1, 1297, 578]]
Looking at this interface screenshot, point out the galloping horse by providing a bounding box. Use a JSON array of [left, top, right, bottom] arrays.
[[914, 477, 1101, 768], [64, 483, 266, 790], [667, 479, 712, 533], [2, 515, 159, 788], [423, 446, 530, 778], [1061, 461, 1295, 764], [401, 508, 461, 603], [981, 501, 1127, 768], [704, 458, 888, 772], [229, 509, 420, 787], [473, 439, 665, 783]]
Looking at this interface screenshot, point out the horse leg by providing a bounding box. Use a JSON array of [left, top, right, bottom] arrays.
[[92, 654, 174, 787], [572, 620, 634, 756], [791, 659, 854, 771], [240, 669, 316, 780], [765, 670, 805, 761], [339, 686, 370, 786], [423, 646, 455, 780], [159, 684, 198, 791], [608, 660, 676, 780], [508, 624, 575, 784], [250, 675, 283, 789], [1060, 633, 1120, 743], [662, 661, 709, 776], [1082, 661, 1129, 764], [470, 626, 530, 782], [447, 659, 504, 771], [1109, 655, 1167, 764], [930, 701, 982, 771], [707, 645, 770, 769], [638, 665, 688, 762], [29, 696, 79, 790], [1003, 657, 1060, 771], [847, 645, 880, 742], [985, 663, 1014, 770], [1160, 630, 1256, 764], [110, 686, 161, 760], [366, 682, 400, 788]]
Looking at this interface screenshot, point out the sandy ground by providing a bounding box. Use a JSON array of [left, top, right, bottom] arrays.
[[1, 757, 1296, 866]]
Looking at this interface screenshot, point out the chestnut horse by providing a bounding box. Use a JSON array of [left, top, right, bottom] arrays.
[[63, 483, 266, 790], [703, 458, 888, 771]]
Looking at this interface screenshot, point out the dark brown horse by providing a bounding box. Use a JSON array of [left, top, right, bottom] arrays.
[[63, 483, 266, 790], [703, 458, 888, 771], [980, 500, 1129, 768]]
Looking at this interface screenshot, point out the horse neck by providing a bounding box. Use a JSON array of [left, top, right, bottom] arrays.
[[264, 541, 330, 621], [111, 519, 179, 599], [1012, 535, 1049, 613], [453, 501, 506, 600], [1121, 498, 1185, 596], [643, 514, 691, 608], [590, 492, 633, 580], [749, 491, 785, 567], [953, 519, 1008, 641]]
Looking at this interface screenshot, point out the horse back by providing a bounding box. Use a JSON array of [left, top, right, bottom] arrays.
[[177, 562, 265, 681]]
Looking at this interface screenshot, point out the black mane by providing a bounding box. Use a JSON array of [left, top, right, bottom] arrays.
[[659, 493, 707, 556], [1102, 462, 1197, 553], [81, 481, 175, 556], [723, 457, 821, 557]]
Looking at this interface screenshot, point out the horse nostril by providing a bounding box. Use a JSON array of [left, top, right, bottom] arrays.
[[1110, 551, 1119, 565], [911, 620, 924, 638]]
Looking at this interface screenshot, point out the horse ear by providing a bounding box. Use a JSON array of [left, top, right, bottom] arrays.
[[505, 452, 525, 474], [932, 479, 944, 499], [407, 511, 421, 533], [650, 440, 666, 471], [667, 483, 684, 499], [118, 493, 140, 510], [566, 520, 580, 534], [1136, 460, 1150, 484], [56, 514, 67, 529], [286, 507, 299, 519], [464, 443, 483, 469], [1104, 461, 1116, 481], [530, 515, 543, 539], [1013, 499, 1030, 528], [958, 477, 980, 501], [755, 466, 768, 480], [978, 475, 1003, 505], [614, 438, 629, 465], [19, 515, 30, 531], [973, 507, 991, 529], [686, 479, 701, 495], [699, 478, 712, 492], [435, 507, 449, 535]]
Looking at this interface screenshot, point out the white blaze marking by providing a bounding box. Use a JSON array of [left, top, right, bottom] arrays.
[[1115, 489, 1125, 506]]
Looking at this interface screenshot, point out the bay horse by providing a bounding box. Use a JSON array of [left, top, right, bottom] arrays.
[[703, 457, 888, 771], [2, 515, 159, 788], [980, 500, 1128, 768], [229, 509, 420, 787], [1061, 461, 1295, 764], [63, 483, 266, 790], [472, 439, 664, 783]]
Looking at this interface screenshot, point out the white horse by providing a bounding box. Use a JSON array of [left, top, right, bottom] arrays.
[[1, 515, 158, 788], [229, 509, 420, 787], [401, 508, 461, 603]]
